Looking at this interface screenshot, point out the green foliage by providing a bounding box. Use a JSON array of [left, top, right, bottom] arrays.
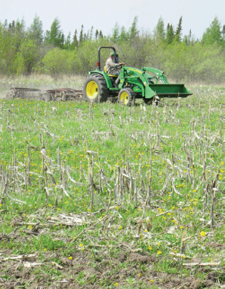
[[119, 35, 151, 68], [154, 17, 165, 42], [79, 25, 84, 44], [145, 42, 225, 83], [183, 30, 194, 46], [41, 48, 69, 77], [27, 15, 43, 44], [0, 19, 27, 74], [175, 16, 183, 42], [191, 44, 225, 82], [202, 17, 223, 45], [120, 26, 128, 42], [14, 39, 39, 75], [45, 18, 64, 48], [111, 23, 120, 43], [129, 16, 139, 40], [75, 39, 109, 74], [1, 15, 225, 83], [166, 24, 175, 44]]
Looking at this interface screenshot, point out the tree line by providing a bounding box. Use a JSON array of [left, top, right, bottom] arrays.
[[0, 15, 225, 83]]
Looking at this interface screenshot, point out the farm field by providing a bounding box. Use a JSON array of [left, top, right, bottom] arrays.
[[0, 82, 225, 288]]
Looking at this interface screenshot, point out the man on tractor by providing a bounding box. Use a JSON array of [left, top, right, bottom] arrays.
[[105, 52, 124, 86], [105, 52, 124, 76]]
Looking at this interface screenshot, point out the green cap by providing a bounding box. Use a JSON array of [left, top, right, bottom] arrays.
[[110, 52, 115, 57]]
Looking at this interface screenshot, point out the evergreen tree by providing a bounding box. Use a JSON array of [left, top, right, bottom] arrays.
[[64, 32, 71, 49], [99, 30, 103, 38], [27, 15, 43, 44], [202, 17, 223, 45], [166, 24, 174, 44], [79, 25, 84, 44], [183, 29, 194, 46], [129, 16, 138, 39], [4, 19, 8, 28], [15, 19, 25, 37], [8, 20, 15, 32], [45, 18, 64, 48], [72, 29, 78, 48], [154, 17, 165, 42], [61, 33, 65, 45], [120, 26, 128, 42], [90, 26, 93, 40], [223, 25, 225, 36], [175, 16, 182, 42], [95, 29, 99, 39], [183, 30, 190, 45], [111, 23, 120, 43]]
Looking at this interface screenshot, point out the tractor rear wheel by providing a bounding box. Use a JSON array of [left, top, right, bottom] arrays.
[[83, 74, 108, 103], [118, 88, 135, 106]]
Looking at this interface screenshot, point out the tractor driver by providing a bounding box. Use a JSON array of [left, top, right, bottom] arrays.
[[105, 52, 124, 86], [105, 52, 124, 76]]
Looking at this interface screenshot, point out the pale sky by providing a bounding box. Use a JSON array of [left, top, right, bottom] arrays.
[[0, 0, 225, 40]]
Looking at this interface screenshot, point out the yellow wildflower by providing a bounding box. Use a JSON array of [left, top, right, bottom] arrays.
[[200, 231, 206, 237]]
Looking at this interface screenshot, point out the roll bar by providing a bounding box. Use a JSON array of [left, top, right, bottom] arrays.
[[97, 46, 118, 70]]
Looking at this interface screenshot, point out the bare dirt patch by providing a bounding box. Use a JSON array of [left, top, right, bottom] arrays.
[[0, 246, 222, 288]]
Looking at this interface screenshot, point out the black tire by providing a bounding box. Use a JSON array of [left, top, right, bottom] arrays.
[[83, 74, 108, 103], [118, 88, 135, 106]]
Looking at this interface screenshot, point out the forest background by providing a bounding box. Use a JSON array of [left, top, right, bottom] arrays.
[[0, 15, 225, 83]]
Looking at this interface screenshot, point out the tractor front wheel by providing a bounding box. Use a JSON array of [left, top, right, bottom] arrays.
[[83, 74, 108, 103], [118, 88, 135, 106]]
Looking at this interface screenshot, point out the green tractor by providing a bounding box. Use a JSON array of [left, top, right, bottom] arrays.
[[83, 46, 192, 105]]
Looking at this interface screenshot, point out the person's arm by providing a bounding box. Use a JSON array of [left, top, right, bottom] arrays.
[[108, 58, 124, 68]]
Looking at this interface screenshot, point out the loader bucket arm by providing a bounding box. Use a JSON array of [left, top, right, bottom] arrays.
[[141, 67, 169, 84], [119, 67, 165, 99]]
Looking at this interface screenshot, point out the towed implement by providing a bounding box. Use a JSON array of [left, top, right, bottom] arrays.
[[83, 46, 192, 105], [6, 87, 82, 101]]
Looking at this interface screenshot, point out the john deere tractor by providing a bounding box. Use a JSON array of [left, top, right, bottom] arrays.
[[83, 46, 192, 105]]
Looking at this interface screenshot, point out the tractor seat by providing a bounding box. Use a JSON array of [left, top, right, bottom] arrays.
[[104, 66, 117, 77]]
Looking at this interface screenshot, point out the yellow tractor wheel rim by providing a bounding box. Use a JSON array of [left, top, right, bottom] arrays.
[[120, 91, 129, 105], [86, 81, 98, 99]]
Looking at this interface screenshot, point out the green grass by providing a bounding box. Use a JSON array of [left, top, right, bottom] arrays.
[[0, 85, 225, 288]]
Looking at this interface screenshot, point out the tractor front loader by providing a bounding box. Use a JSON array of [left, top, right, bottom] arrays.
[[83, 46, 192, 105]]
